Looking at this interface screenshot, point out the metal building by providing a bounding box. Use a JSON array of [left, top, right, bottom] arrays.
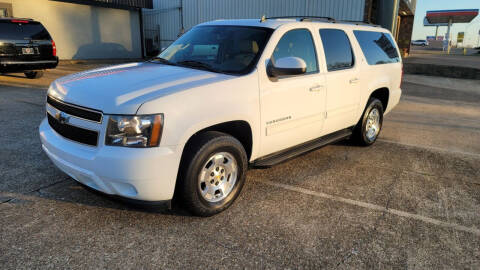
[[143, 0, 416, 57]]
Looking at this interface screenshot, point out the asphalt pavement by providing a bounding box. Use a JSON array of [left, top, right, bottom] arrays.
[[409, 48, 480, 70], [0, 70, 479, 269]]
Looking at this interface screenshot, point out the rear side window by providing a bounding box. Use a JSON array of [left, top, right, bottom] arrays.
[[353, 31, 400, 65], [0, 21, 51, 40], [272, 29, 318, 73], [319, 29, 354, 71]]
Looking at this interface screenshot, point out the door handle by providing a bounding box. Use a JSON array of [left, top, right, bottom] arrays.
[[309, 85, 324, 92], [349, 78, 359, 84]]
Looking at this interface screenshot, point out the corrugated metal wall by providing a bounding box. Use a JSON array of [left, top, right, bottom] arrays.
[[144, 0, 366, 51], [143, 0, 182, 50], [183, 0, 365, 28]]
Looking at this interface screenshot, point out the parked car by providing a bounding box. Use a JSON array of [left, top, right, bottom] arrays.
[[0, 18, 58, 79], [411, 39, 429, 46], [40, 17, 402, 216]]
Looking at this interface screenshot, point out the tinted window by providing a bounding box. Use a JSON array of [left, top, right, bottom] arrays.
[[272, 29, 318, 73], [159, 26, 272, 75], [354, 30, 400, 65], [319, 29, 354, 71], [0, 21, 51, 40]]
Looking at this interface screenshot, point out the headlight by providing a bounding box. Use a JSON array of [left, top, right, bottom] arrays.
[[106, 114, 163, 147]]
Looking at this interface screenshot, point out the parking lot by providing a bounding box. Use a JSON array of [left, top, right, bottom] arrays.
[[0, 68, 479, 269]]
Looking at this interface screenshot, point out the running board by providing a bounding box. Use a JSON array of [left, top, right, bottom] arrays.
[[252, 128, 352, 168]]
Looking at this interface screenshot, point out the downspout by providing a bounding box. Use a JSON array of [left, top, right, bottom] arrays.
[[179, 0, 185, 34], [391, 0, 400, 36], [305, 0, 309, 16], [139, 8, 145, 59]]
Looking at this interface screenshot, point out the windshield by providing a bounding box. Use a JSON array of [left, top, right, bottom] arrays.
[[157, 25, 273, 75], [0, 21, 51, 40]]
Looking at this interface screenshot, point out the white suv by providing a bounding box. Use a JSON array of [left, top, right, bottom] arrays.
[[39, 17, 402, 216]]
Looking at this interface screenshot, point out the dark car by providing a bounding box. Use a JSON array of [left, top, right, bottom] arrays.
[[0, 18, 58, 79]]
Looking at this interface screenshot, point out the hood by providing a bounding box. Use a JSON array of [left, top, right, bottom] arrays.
[[48, 62, 233, 114]]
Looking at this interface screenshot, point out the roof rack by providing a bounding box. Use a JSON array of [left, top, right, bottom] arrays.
[[260, 16, 335, 22], [260, 16, 380, 27], [335, 19, 380, 27]]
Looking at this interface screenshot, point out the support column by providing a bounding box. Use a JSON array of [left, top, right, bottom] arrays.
[[139, 8, 145, 59], [397, 15, 414, 57], [446, 18, 452, 54]]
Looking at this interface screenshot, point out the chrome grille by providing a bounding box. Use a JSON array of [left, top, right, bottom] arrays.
[[47, 96, 102, 123]]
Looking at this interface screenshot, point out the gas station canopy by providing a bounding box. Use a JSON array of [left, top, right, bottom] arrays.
[[426, 9, 479, 24]]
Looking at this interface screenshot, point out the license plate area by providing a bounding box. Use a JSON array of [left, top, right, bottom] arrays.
[[22, 47, 35, 55]]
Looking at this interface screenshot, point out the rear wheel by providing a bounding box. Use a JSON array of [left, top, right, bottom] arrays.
[[352, 98, 384, 146], [176, 131, 247, 216], [24, 70, 44, 79]]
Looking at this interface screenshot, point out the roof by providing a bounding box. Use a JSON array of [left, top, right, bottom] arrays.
[[426, 9, 479, 24], [199, 19, 287, 29], [198, 18, 385, 31]]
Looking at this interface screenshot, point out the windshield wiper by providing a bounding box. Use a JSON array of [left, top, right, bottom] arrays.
[[149, 57, 176, 66], [176, 60, 218, 73]]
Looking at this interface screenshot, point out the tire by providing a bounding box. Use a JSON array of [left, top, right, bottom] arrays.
[[352, 98, 384, 146], [24, 70, 44, 79], [176, 131, 248, 216]]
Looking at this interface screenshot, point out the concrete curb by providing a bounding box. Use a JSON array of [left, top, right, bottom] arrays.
[[404, 63, 480, 80]]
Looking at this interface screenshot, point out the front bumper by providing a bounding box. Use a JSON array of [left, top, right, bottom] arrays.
[[39, 118, 181, 201]]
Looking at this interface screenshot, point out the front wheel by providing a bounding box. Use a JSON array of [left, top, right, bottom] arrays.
[[176, 131, 247, 216], [352, 98, 384, 146]]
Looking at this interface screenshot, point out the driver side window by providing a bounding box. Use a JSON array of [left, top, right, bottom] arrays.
[[272, 29, 318, 73]]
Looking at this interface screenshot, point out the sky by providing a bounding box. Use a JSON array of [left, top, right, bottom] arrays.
[[411, 0, 480, 47]]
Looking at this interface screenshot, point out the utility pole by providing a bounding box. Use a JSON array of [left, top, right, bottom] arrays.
[[478, 29, 480, 47]]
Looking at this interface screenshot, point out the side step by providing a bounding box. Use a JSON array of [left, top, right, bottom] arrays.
[[252, 128, 353, 168]]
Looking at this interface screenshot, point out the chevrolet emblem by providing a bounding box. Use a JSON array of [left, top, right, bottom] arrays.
[[55, 111, 69, 124]]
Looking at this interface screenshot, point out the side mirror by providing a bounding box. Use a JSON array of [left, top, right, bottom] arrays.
[[267, 57, 307, 77]]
